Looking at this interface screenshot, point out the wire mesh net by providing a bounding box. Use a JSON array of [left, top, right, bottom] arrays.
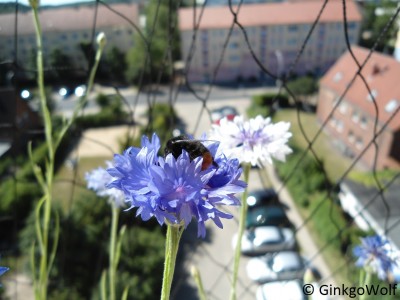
[[1, 0, 400, 299]]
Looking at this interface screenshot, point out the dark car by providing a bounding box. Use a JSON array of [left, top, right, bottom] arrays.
[[246, 205, 292, 228], [247, 189, 279, 208]]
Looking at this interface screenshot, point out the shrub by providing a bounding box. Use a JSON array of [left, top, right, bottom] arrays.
[[95, 93, 111, 109], [75, 109, 128, 129], [275, 145, 329, 203], [141, 103, 184, 147], [247, 93, 290, 118]]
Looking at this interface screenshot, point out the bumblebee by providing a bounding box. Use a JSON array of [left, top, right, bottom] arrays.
[[164, 135, 218, 170]]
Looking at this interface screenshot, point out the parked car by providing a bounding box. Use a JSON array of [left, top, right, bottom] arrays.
[[247, 189, 279, 208], [246, 251, 306, 283], [256, 280, 327, 300], [210, 106, 238, 124], [256, 280, 306, 300], [232, 226, 297, 256], [246, 205, 292, 229]]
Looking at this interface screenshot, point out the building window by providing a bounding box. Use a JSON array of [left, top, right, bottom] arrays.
[[352, 110, 359, 123], [339, 102, 348, 114], [288, 25, 298, 32], [347, 22, 357, 30], [336, 120, 344, 132], [229, 42, 239, 49], [360, 115, 367, 129], [385, 99, 398, 113], [288, 38, 297, 46], [355, 137, 363, 150], [367, 89, 378, 102], [332, 96, 339, 107], [229, 55, 241, 62], [329, 117, 337, 128], [333, 72, 343, 82], [348, 130, 355, 143]]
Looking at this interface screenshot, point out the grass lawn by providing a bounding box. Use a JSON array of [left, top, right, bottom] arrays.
[[53, 156, 110, 212], [273, 109, 358, 182]]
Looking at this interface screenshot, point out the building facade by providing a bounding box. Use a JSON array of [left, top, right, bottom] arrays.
[[0, 3, 138, 75], [178, 0, 362, 83], [317, 46, 400, 170]]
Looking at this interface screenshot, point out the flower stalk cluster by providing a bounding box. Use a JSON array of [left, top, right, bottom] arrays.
[[28, 2, 106, 299]]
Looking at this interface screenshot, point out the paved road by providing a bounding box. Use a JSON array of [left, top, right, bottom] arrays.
[[55, 83, 278, 117]]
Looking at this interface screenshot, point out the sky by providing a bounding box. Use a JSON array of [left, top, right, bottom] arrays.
[[0, 0, 93, 5]]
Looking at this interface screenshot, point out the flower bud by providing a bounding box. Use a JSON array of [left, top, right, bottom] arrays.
[[29, 0, 40, 8], [96, 32, 107, 49]]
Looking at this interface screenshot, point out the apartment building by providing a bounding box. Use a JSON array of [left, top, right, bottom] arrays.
[[317, 46, 400, 170], [0, 3, 138, 73], [178, 0, 362, 83]]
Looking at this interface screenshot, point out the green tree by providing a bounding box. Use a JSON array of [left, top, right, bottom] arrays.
[[359, 0, 398, 53], [286, 76, 317, 97], [106, 46, 127, 83], [49, 48, 74, 80], [286, 76, 318, 109], [126, 0, 181, 84]]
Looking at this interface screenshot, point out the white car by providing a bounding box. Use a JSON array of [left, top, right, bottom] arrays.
[[247, 251, 306, 283], [232, 226, 297, 256], [256, 280, 305, 300]]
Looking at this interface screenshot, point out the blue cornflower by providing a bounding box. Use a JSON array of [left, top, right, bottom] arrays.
[[0, 263, 9, 287], [353, 235, 398, 280], [0, 266, 8, 277], [107, 133, 246, 237]]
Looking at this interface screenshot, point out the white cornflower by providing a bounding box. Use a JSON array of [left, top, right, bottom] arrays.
[[209, 115, 292, 167], [85, 161, 125, 208]]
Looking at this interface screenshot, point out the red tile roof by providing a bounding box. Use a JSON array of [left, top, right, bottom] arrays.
[[178, 0, 361, 30], [0, 3, 138, 36], [320, 46, 400, 131]]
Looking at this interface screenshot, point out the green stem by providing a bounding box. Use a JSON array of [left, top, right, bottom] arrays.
[[359, 268, 366, 289], [29, 5, 105, 300], [160, 224, 184, 300], [31, 4, 55, 300], [230, 163, 250, 300], [360, 270, 372, 300], [55, 34, 105, 150], [191, 265, 207, 300], [32, 3, 53, 161], [109, 205, 119, 300]]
